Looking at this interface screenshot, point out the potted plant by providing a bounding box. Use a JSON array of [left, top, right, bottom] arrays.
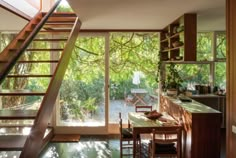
[[162, 63, 183, 96]]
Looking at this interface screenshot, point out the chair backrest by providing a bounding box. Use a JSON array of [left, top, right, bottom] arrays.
[[135, 105, 152, 113], [119, 112, 122, 133], [151, 126, 182, 158]]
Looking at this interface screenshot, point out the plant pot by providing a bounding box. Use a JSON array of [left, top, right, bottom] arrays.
[[167, 89, 178, 97]]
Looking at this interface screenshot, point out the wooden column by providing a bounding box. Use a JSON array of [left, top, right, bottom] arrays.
[[226, 0, 236, 158]]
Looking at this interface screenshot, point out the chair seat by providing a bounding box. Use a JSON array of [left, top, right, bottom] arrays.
[[122, 128, 133, 139], [149, 141, 177, 155], [122, 128, 140, 139]]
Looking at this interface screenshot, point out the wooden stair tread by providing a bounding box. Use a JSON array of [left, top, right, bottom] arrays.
[[46, 18, 76, 23], [17, 60, 59, 63], [9, 48, 63, 51], [0, 135, 27, 150], [38, 30, 71, 33], [7, 74, 53, 77], [42, 12, 77, 17], [0, 110, 37, 119], [0, 89, 45, 96], [0, 127, 53, 150], [18, 38, 68, 42], [44, 23, 74, 27], [33, 38, 68, 41]]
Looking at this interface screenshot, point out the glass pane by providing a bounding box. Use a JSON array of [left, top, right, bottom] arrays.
[[109, 32, 159, 124], [216, 32, 226, 59], [57, 0, 74, 12], [174, 64, 210, 91], [0, 33, 17, 52], [197, 32, 213, 61], [58, 35, 106, 126], [215, 62, 226, 90]]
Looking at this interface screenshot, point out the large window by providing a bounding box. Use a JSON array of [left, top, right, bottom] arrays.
[[177, 64, 210, 89], [109, 32, 159, 123], [58, 34, 106, 127], [216, 32, 226, 59], [163, 31, 226, 92], [197, 32, 213, 61]]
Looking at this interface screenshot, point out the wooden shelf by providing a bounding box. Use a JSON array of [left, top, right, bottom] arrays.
[[170, 31, 184, 39], [169, 45, 184, 51], [160, 38, 168, 43], [159, 14, 196, 62]]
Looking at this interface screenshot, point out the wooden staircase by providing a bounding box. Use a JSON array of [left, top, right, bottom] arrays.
[[0, 0, 81, 157]]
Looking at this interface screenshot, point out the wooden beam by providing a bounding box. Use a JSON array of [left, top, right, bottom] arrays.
[[226, 0, 236, 158]]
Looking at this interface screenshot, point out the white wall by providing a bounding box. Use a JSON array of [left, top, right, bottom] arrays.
[[2, 0, 38, 18], [42, 0, 55, 12], [0, 8, 27, 31]]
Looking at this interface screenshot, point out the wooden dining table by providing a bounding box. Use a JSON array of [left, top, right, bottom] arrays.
[[128, 112, 180, 158]]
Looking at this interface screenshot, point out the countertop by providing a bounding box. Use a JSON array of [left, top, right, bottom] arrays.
[[163, 95, 221, 114]]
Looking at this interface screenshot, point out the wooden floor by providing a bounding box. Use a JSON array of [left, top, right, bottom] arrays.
[[40, 129, 226, 158], [51, 134, 80, 142], [0, 129, 226, 157]]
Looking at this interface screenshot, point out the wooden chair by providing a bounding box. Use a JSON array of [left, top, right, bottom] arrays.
[[148, 126, 182, 158], [135, 105, 152, 113], [119, 112, 141, 158]]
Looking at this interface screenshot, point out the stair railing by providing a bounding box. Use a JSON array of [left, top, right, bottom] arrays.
[[0, 0, 62, 85]]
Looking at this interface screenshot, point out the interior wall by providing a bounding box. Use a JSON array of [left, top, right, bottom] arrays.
[[0, 8, 27, 31], [41, 0, 55, 12], [226, 0, 236, 158]]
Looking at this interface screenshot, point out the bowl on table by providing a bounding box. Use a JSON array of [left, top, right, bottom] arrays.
[[144, 110, 163, 120]]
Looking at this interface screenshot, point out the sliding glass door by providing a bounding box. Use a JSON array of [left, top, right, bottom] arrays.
[[56, 33, 109, 133]]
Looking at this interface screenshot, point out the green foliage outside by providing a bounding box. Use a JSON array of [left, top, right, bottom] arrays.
[[0, 30, 226, 116], [59, 32, 160, 120], [197, 32, 213, 61]]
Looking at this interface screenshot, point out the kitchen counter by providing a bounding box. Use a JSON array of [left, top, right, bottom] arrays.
[[160, 94, 222, 158]]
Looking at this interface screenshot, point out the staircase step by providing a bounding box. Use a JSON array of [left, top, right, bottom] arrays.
[[0, 110, 37, 119], [0, 135, 27, 150], [42, 12, 77, 17], [0, 127, 53, 150], [33, 38, 68, 42], [47, 17, 76, 23], [0, 90, 45, 96], [44, 23, 74, 27], [7, 74, 53, 78], [0, 127, 32, 135], [9, 48, 63, 52], [0, 125, 33, 128], [38, 30, 71, 34], [17, 60, 59, 63], [18, 38, 68, 42]]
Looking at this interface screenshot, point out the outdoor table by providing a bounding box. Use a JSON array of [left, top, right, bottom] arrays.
[[131, 88, 148, 106], [128, 112, 179, 158]]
